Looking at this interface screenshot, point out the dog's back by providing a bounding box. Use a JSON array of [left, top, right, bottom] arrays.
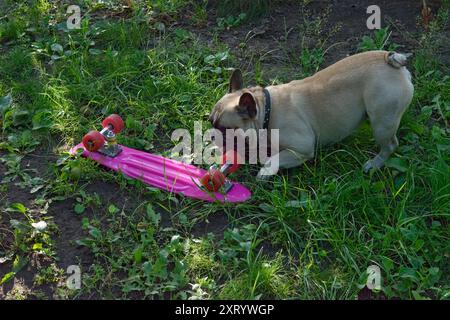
[[291, 50, 413, 145]]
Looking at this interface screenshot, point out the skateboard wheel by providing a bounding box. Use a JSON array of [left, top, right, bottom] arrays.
[[82, 131, 105, 152], [222, 149, 239, 173], [200, 169, 226, 192], [102, 114, 124, 134]]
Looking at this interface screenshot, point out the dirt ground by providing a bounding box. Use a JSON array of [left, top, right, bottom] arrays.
[[1, 0, 448, 299], [191, 0, 447, 77]]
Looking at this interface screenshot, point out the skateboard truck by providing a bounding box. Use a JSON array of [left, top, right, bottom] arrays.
[[82, 114, 124, 157], [202, 163, 233, 194], [199, 150, 239, 194], [97, 126, 122, 157]]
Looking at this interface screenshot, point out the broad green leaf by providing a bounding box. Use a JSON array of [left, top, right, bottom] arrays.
[[0, 93, 12, 116], [142, 261, 152, 276], [0, 272, 15, 285], [428, 267, 440, 276], [381, 256, 394, 272], [30, 185, 45, 193], [89, 48, 102, 55], [81, 217, 90, 229], [32, 110, 53, 130], [74, 203, 85, 214], [431, 125, 443, 140], [51, 43, 63, 53], [412, 290, 430, 300], [12, 109, 30, 126], [12, 255, 28, 273], [9, 219, 21, 228], [134, 247, 143, 264], [174, 28, 190, 40], [108, 204, 119, 214], [32, 243, 43, 250], [88, 226, 101, 239], [385, 157, 408, 172], [9, 203, 26, 214], [146, 204, 161, 227], [154, 22, 165, 32]]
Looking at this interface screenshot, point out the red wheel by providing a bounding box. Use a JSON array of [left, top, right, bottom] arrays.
[[199, 169, 226, 192], [102, 114, 124, 134], [82, 131, 104, 152], [222, 149, 239, 173]]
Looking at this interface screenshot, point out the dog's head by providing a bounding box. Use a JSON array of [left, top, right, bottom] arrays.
[[209, 69, 262, 132]]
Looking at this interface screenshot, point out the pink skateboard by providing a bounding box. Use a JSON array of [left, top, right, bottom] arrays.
[[70, 115, 251, 203]]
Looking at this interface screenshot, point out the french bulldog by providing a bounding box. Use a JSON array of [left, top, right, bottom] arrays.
[[209, 50, 414, 178]]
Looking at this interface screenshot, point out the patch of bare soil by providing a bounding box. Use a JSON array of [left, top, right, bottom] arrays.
[[191, 212, 229, 239], [0, 150, 59, 299], [183, 0, 446, 80]]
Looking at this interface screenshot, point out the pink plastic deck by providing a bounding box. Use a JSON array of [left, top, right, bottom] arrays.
[[70, 143, 251, 203]]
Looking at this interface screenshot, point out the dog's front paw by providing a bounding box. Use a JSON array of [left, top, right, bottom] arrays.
[[256, 173, 271, 181], [256, 167, 277, 180], [363, 156, 385, 173]]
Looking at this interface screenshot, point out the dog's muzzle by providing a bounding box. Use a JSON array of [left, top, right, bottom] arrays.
[[209, 114, 226, 134]]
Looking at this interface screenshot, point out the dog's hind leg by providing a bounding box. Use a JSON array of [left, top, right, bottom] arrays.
[[363, 104, 405, 172], [363, 133, 399, 172], [363, 69, 413, 172]]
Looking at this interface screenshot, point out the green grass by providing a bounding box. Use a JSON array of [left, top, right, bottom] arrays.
[[0, 0, 449, 300]]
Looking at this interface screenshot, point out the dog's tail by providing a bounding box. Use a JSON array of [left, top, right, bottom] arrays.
[[385, 51, 410, 68]]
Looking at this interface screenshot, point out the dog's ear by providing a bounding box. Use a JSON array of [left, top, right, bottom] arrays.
[[229, 69, 243, 93], [236, 92, 257, 119]]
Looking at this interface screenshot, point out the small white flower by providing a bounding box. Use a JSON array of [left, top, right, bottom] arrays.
[[31, 221, 48, 232]]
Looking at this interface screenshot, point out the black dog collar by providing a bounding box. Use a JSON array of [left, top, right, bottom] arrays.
[[262, 88, 271, 130]]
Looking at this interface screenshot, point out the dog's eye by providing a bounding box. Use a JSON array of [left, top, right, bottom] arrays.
[[236, 108, 247, 116]]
